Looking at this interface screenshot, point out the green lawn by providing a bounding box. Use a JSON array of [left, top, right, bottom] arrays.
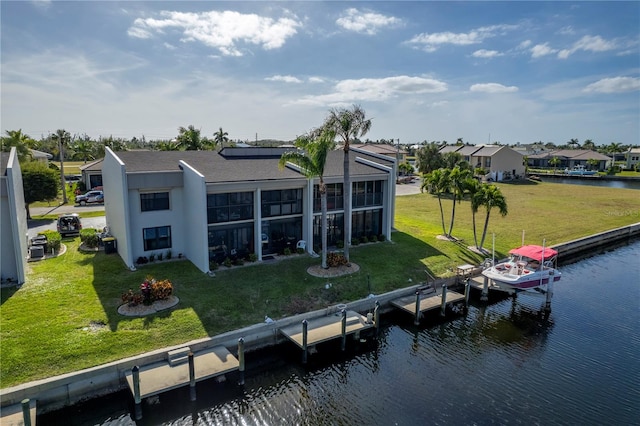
[[1, 181, 639, 387]]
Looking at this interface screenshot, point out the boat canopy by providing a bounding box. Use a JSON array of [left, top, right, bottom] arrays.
[[508, 245, 558, 262]]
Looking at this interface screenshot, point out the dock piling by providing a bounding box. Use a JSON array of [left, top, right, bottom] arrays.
[[132, 365, 142, 420], [341, 309, 347, 351], [481, 276, 489, 301], [440, 284, 448, 317], [545, 277, 554, 313], [188, 352, 196, 401], [464, 279, 471, 313], [374, 301, 380, 337], [302, 319, 308, 364], [414, 291, 421, 325], [238, 337, 245, 386], [21, 398, 31, 426]]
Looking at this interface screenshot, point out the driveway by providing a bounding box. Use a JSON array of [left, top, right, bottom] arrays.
[[28, 204, 106, 238]]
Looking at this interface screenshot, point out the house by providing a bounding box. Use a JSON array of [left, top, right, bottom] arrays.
[[438, 144, 525, 180], [102, 147, 396, 273], [351, 143, 408, 164], [0, 148, 28, 285], [79, 158, 104, 190], [527, 149, 611, 171], [625, 147, 640, 170], [29, 149, 53, 164]]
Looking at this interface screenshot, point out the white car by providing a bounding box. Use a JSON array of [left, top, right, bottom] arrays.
[[75, 190, 104, 206]]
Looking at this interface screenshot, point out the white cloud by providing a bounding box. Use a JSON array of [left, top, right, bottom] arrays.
[[308, 76, 325, 84], [407, 23, 518, 52], [558, 35, 618, 59], [336, 8, 402, 35], [294, 75, 447, 106], [470, 83, 518, 93], [266, 75, 303, 83], [472, 49, 502, 58], [583, 77, 640, 93], [128, 10, 301, 56], [517, 40, 532, 49], [557, 26, 575, 36], [531, 43, 557, 58]]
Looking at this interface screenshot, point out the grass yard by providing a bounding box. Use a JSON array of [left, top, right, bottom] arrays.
[[1, 180, 639, 387]]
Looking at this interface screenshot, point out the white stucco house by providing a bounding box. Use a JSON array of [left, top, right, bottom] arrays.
[[1, 148, 28, 285], [439, 144, 525, 180], [102, 147, 396, 273]]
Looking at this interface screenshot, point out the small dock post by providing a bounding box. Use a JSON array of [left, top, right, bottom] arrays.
[[132, 365, 142, 420], [341, 309, 347, 351], [544, 276, 554, 313], [302, 319, 308, 364], [374, 301, 380, 337], [414, 291, 421, 325], [21, 398, 31, 426], [188, 352, 196, 401], [440, 284, 448, 317], [481, 276, 489, 301], [238, 337, 245, 386], [464, 279, 471, 313]]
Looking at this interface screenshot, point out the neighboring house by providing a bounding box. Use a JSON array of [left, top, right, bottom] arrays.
[[527, 149, 611, 171], [625, 147, 640, 170], [79, 158, 104, 189], [102, 147, 396, 273], [438, 144, 525, 180], [352, 143, 408, 164], [0, 148, 28, 285], [29, 149, 53, 164]]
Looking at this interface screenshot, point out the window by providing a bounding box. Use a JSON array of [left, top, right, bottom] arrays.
[[262, 189, 302, 218], [140, 192, 170, 212], [143, 226, 171, 251], [352, 180, 383, 208], [207, 191, 253, 224], [313, 183, 343, 212]]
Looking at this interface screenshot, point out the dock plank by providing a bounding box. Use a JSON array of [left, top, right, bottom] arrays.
[[0, 399, 36, 426], [391, 290, 465, 315], [125, 345, 239, 399], [280, 310, 374, 349]]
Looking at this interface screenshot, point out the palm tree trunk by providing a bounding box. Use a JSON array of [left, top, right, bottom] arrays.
[[472, 211, 479, 248], [343, 149, 351, 263], [321, 190, 328, 269], [437, 196, 446, 236], [448, 196, 456, 237], [479, 208, 492, 249]]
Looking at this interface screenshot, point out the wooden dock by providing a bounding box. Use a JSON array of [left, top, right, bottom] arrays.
[[391, 286, 465, 317], [124, 345, 239, 399], [280, 310, 374, 349], [0, 399, 36, 426], [467, 275, 516, 294]]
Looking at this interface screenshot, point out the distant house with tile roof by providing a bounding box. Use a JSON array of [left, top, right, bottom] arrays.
[[351, 143, 408, 164], [527, 149, 611, 171], [0, 148, 28, 285], [102, 147, 396, 273]]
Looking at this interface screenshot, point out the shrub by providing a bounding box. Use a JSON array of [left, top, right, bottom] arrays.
[[149, 253, 156, 262], [136, 256, 149, 265], [369, 234, 378, 242], [158, 252, 163, 261], [378, 234, 386, 242], [166, 250, 172, 260], [121, 276, 173, 307], [234, 257, 245, 266], [327, 252, 348, 267], [223, 257, 233, 267], [248, 253, 257, 262], [361, 236, 369, 244], [80, 228, 99, 248], [283, 247, 292, 256], [39, 230, 61, 253], [296, 247, 305, 254], [150, 279, 173, 300], [209, 261, 219, 270], [351, 238, 360, 246]]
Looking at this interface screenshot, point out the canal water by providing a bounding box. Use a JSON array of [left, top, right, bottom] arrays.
[[39, 240, 640, 425], [537, 176, 640, 190]]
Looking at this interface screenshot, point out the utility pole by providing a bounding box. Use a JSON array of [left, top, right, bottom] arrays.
[[57, 132, 68, 204]]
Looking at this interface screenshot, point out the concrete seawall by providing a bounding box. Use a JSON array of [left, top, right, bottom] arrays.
[[2, 222, 639, 414]]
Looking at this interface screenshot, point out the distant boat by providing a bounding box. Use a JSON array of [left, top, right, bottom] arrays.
[[566, 165, 598, 176], [482, 244, 562, 290]]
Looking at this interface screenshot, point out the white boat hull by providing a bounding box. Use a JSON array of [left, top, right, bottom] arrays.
[[482, 267, 561, 290]]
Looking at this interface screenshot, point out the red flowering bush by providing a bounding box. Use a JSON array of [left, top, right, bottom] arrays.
[[121, 276, 173, 307]]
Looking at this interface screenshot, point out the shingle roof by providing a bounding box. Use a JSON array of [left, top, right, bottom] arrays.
[[472, 145, 505, 156], [113, 148, 391, 184], [438, 145, 464, 154], [528, 149, 610, 160]]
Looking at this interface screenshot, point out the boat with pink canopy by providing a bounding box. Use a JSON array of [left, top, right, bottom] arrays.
[[482, 244, 562, 290]]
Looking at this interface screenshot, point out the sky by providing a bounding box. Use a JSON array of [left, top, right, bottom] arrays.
[[1, 1, 639, 146]]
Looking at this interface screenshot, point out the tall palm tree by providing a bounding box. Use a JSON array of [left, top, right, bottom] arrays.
[[213, 127, 229, 150], [478, 184, 508, 250], [567, 138, 580, 149], [447, 166, 473, 238], [466, 178, 483, 249], [421, 168, 450, 237], [415, 141, 444, 174], [72, 135, 96, 163], [549, 156, 560, 174], [52, 129, 71, 204], [176, 125, 204, 151], [279, 130, 336, 268], [320, 105, 371, 262]]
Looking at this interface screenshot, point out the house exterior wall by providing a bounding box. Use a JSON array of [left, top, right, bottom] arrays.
[[491, 147, 525, 177], [0, 148, 28, 284], [626, 149, 640, 169], [180, 161, 209, 272], [103, 148, 134, 269]]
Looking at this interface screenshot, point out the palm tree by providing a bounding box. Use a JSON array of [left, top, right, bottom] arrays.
[[442, 151, 463, 169], [466, 178, 483, 249], [567, 138, 580, 149], [176, 125, 204, 151], [213, 127, 229, 150], [1, 129, 34, 162], [320, 104, 371, 262], [415, 142, 444, 174], [447, 166, 473, 238], [421, 168, 450, 237], [478, 184, 508, 250], [582, 139, 596, 151], [549, 156, 560, 174], [72, 135, 95, 163], [52, 129, 71, 204], [156, 140, 181, 151], [279, 130, 336, 268]]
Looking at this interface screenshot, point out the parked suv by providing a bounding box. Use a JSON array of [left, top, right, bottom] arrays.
[[75, 190, 104, 206], [57, 214, 82, 236]]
